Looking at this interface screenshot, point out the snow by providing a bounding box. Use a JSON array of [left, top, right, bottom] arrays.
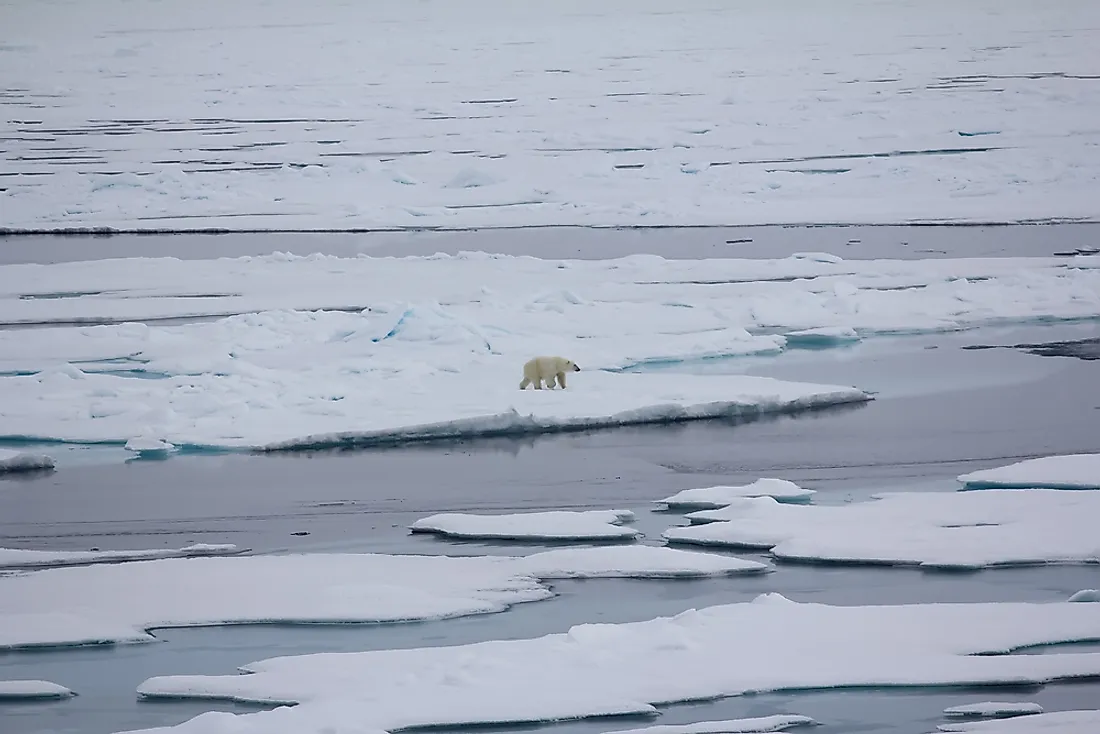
[[604, 716, 817, 734], [0, 546, 764, 649], [663, 490, 1100, 569], [958, 454, 1100, 490], [657, 479, 813, 509], [0, 680, 75, 700], [411, 510, 640, 541], [3, 1, 1100, 231], [943, 702, 1044, 719], [0, 448, 55, 473], [1067, 590, 1100, 603], [4, 252, 1100, 452], [129, 595, 1100, 734], [0, 543, 241, 570], [937, 711, 1100, 733]]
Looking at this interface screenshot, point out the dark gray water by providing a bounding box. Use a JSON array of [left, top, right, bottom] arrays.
[[2, 222, 1099, 265]]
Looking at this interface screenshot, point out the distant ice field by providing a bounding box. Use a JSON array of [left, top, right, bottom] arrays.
[[2, 0, 1100, 231]]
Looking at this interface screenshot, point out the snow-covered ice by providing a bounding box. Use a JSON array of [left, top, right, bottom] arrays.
[[0, 448, 55, 473], [1067, 590, 1100, 603], [3, 0, 1100, 230], [604, 716, 817, 734], [0, 543, 240, 570], [937, 711, 1100, 733], [124, 437, 176, 456], [958, 454, 1100, 490], [943, 702, 1043, 719], [0, 546, 764, 649], [3, 252, 1099, 451], [130, 595, 1100, 734], [411, 510, 640, 541], [0, 680, 75, 700], [663, 490, 1100, 569], [657, 479, 814, 509]]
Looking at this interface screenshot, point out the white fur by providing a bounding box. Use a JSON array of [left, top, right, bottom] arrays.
[[519, 356, 581, 390]]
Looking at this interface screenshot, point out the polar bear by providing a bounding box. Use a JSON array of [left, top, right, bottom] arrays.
[[519, 356, 581, 390]]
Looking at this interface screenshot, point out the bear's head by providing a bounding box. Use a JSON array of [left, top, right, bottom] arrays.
[[568, 360, 581, 372]]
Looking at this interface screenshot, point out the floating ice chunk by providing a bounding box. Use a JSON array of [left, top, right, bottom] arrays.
[[663, 490, 1100, 569], [0, 680, 75, 700], [513, 545, 768, 579], [0, 546, 764, 649], [125, 437, 176, 455], [657, 479, 814, 509], [0, 449, 55, 473], [411, 510, 640, 541], [1068, 589, 1100, 603], [790, 252, 844, 264], [783, 326, 861, 347], [937, 710, 1100, 732], [130, 596, 1100, 734], [604, 715, 818, 734], [958, 454, 1100, 490], [943, 702, 1043, 719], [0, 543, 240, 570]]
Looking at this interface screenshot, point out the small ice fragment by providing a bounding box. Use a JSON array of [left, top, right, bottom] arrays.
[[0, 680, 75, 700], [411, 509, 640, 541], [603, 714, 818, 734], [0, 449, 55, 474], [943, 702, 1043, 719], [124, 437, 175, 454], [790, 252, 843, 264], [1068, 589, 1100, 602], [657, 479, 814, 509]]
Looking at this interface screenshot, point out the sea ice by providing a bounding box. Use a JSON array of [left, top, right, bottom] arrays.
[[0, 543, 240, 570], [604, 715, 817, 734], [0, 680, 75, 700], [657, 479, 814, 509], [124, 437, 176, 456], [0, 448, 55, 473], [2, 252, 1099, 451], [130, 595, 1100, 734], [936, 711, 1100, 733], [1067, 590, 1100, 603], [4, 1, 1099, 230], [943, 702, 1043, 719], [0, 546, 763, 649], [958, 454, 1100, 490], [663, 490, 1100, 569], [411, 510, 640, 541], [783, 326, 862, 347]]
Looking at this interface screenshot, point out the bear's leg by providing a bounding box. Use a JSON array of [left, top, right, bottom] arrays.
[[556, 371, 567, 389], [519, 377, 531, 390], [534, 377, 544, 389]]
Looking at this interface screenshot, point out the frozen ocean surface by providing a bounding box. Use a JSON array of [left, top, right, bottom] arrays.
[[3, 0, 1100, 231]]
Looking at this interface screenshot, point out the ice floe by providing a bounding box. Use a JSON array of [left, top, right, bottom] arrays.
[[0, 543, 241, 570], [657, 479, 814, 509], [130, 595, 1100, 733], [937, 710, 1100, 733], [943, 702, 1043, 719], [604, 716, 817, 734], [5, 252, 1098, 451], [0, 448, 55, 474], [663, 490, 1100, 569], [0, 546, 764, 649], [3, 1, 1100, 230], [411, 510, 640, 542], [958, 453, 1100, 490], [0, 680, 75, 700]]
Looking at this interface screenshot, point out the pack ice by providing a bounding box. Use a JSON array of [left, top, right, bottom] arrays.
[[0, 680, 75, 700], [662, 490, 1100, 569], [0, 546, 765, 649], [129, 595, 1100, 734], [936, 710, 1100, 733], [4, 0, 1100, 230], [657, 479, 814, 509], [958, 453, 1100, 490]]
